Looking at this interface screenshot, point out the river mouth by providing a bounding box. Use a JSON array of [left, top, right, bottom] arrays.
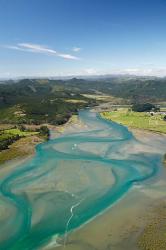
[[0, 110, 165, 250]]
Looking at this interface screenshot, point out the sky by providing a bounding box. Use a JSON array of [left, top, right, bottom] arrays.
[[1, 0, 166, 78]]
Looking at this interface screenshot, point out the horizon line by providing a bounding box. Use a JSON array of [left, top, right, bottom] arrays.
[[0, 73, 165, 81]]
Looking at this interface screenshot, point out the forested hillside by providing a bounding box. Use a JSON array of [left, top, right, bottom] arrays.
[[0, 76, 165, 124]]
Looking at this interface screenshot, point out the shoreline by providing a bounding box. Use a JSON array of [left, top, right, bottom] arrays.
[[99, 111, 166, 168], [129, 128, 166, 167], [1, 109, 165, 167], [1, 109, 166, 250], [100, 110, 166, 135], [53, 113, 166, 250], [0, 114, 83, 166], [0, 135, 43, 166], [126, 125, 166, 136]]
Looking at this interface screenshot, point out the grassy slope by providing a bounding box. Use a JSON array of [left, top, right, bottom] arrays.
[[4, 128, 38, 136], [0, 128, 40, 164], [0, 128, 39, 147], [0, 114, 79, 165], [0, 136, 43, 165], [101, 109, 166, 134]]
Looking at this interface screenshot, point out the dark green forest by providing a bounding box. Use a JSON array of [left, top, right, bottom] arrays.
[[0, 76, 165, 125], [0, 79, 96, 124]]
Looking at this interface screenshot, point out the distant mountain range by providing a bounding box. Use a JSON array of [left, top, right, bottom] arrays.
[[0, 76, 166, 102], [0, 74, 162, 81], [0, 76, 165, 124]]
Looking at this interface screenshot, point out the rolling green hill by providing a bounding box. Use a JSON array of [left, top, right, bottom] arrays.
[[0, 76, 165, 125]]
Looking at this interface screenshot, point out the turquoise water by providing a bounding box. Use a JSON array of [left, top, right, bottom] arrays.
[[0, 110, 164, 249]]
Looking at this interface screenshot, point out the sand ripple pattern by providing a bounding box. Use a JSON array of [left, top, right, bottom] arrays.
[[0, 110, 163, 249]]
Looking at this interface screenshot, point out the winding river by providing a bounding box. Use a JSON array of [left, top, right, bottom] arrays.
[[0, 110, 165, 249]]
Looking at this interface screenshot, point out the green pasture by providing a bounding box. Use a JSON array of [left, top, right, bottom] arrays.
[[101, 110, 166, 134]]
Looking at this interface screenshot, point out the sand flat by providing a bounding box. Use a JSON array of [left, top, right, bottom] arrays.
[[53, 127, 166, 250]]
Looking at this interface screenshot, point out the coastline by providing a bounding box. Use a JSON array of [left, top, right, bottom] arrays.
[[0, 115, 83, 166], [129, 128, 166, 167], [100, 111, 166, 135], [100, 111, 166, 167], [2, 110, 165, 167], [0, 135, 43, 166], [1, 110, 166, 250]]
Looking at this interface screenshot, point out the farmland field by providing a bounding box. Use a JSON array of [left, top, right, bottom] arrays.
[[101, 109, 166, 134]]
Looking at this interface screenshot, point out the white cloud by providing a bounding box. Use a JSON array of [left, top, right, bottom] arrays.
[[114, 68, 166, 76], [58, 53, 79, 60], [4, 45, 26, 51], [72, 47, 81, 52], [84, 68, 97, 75], [4, 43, 79, 60], [18, 43, 57, 54], [81, 67, 166, 77]]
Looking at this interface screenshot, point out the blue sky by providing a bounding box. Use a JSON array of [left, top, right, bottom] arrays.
[[1, 0, 166, 77]]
